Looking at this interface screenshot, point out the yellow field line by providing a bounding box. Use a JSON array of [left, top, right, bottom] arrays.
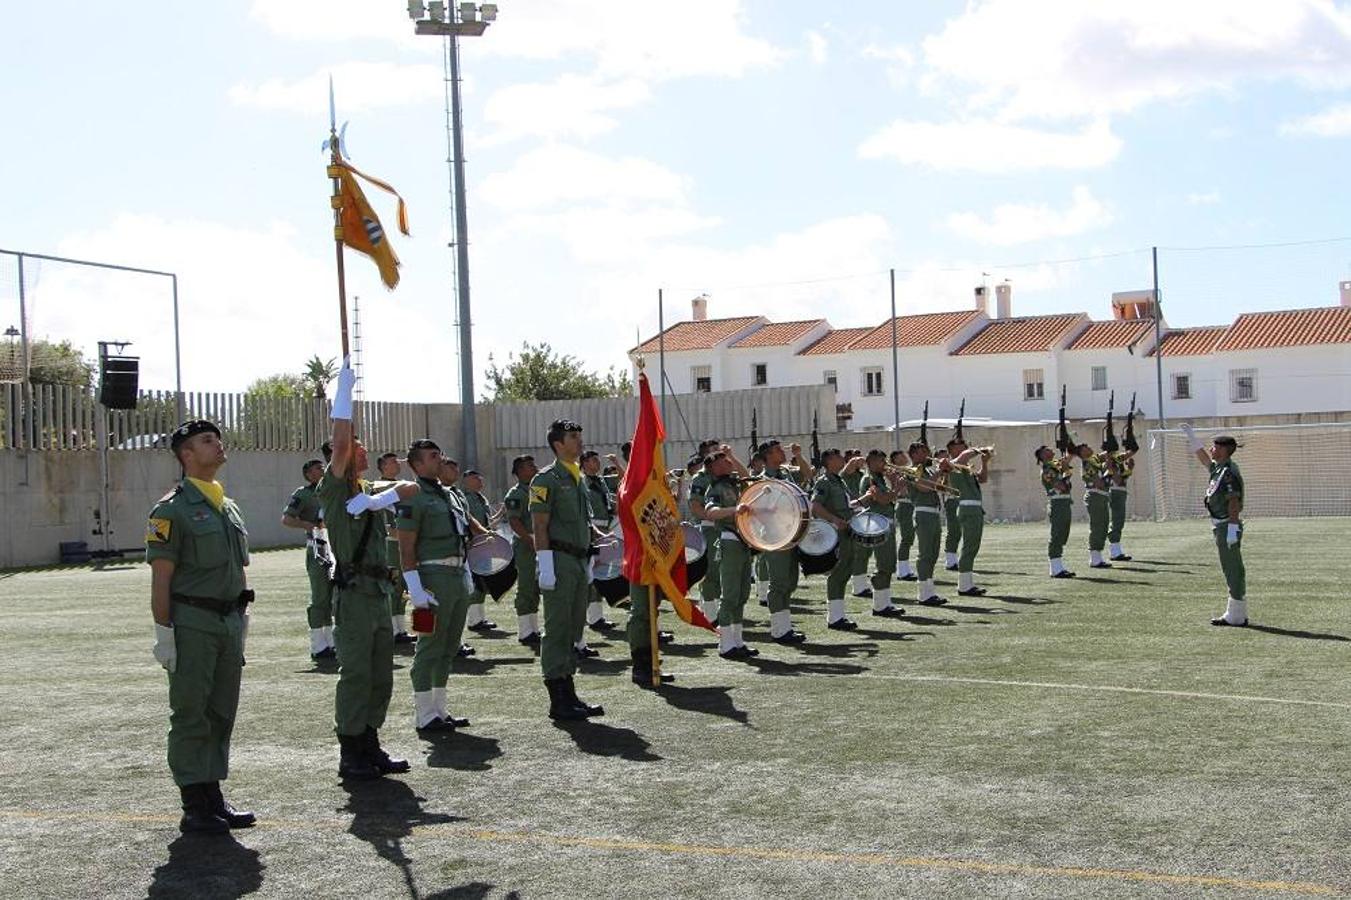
[[0, 810, 1340, 895]]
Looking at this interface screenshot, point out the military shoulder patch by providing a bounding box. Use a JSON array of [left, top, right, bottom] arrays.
[[146, 517, 172, 543], [530, 485, 549, 504]]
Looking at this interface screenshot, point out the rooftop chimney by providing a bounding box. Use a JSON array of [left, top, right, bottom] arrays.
[[1341, 281, 1351, 308], [691, 294, 709, 322], [974, 285, 989, 317], [995, 281, 1012, 319], [1111, 289, 1158, 320]]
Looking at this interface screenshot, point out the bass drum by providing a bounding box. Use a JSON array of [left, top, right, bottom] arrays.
[[734, 479, 810, 552], [467, 533, 517, 600], [682, 522, 708, 586], [798, 519, 840, 576], [591, 534, 630, 603]]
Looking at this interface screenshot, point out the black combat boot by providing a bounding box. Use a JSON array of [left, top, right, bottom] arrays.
[[204, 782, 256, 829], [363, 727, 411, 774], [546, 678, 588, 721], [564, 676, 605, 717], [178, 784, 229, 834], [630, 648, 674, 687], [338, 733, 381, 780]]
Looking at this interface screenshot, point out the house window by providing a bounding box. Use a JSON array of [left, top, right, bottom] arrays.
[[1171, 373, 1192, 400], [1023, 368, 1045, 401], [861, 367, 884, 396], [752, 363, 768, 386], [1091, 366, 1108, 391], [823, 369, 837, 390], [692, 365, 712, 393], [1229, 368, 1257, 403]]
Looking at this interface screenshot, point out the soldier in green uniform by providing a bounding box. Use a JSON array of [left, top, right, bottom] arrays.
[[747, 450, 770, 607], [702, 448, 760, 657], [376, 452, 416, 646], [282, 458, 336, 659], [842, 449, 873, 598], [905, 442, 949, 606], [437, 458, 477, 659], [1034, 446, 1077, 578], [811, 448, 867, 628], [1183, 426, 1249, 626], [460, 469, 498, 634], [940, 448, 962, 572], [687, 439, 724, 622], [1105, 450, 1138, 561], [889, 449, 918, 581], [1076, 443, 1113, 568], [504, 455, 542, 645], [530, 419, 606, 720], [319, 362, 417, 779], [626, 583, 677, 686], [146, 419, 256, 834], [757, 440, 814, 643], [581, 449, 619, 636], [396, 439, 482, 733], [944, 438, 991, 597], [854, 449, 905, 616]]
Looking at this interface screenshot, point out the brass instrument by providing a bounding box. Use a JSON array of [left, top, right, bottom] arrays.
[[884, 463, 959, 495]]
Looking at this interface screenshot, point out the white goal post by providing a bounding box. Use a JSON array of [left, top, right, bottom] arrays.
[[1147, 422, 1351, 520]]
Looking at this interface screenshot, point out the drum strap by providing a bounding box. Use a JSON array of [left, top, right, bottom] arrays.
[[913, 506, 941, 515], [421, 556, 465, 568], [958, 500, 984, 508]]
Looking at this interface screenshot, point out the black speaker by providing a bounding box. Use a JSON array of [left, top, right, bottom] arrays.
[[99, 355, 140, 409]]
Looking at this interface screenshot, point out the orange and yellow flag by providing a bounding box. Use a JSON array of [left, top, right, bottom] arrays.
[[331, 157, 410, 289]]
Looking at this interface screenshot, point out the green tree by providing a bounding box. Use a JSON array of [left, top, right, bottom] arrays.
[[302, 355, 338, 400], [246, 372, 309, 398], [483, 342, 634, 402], [28, 339, 95, 386]]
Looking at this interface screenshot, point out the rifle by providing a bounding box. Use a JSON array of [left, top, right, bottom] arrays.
[[920, 401, 930, 447], [749, 409, 758, 460], [1102, 390, 1119, 452], [810, 411, 821, 468], [1055, 386, 1072, 454], [955, 397, 966, 443], [1122, 392, 1139, 452]]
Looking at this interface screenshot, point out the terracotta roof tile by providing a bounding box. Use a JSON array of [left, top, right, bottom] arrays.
[[1149, 326, 1227, 357], [1067, 319, 1155, 351], [1215, 306, 1351, 351], [849, 310, 981, 350], [952, 314, 1085, 356], [797, 327, 873, 356], [633, 316, 761, 354], [729, 319, 825, 348]]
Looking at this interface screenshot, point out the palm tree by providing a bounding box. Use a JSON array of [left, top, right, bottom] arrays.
[[302, 355, 339, 399]]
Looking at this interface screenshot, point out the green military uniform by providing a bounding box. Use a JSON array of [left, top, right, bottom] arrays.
[[1206, 459, 1246, 603], [397, 477, 471, 704], [855, 469, 897, 592], [318, 471, 395, 739], [283, 481, 333, 632], [503, 480, 540, 630], [947, 465, 985, 591], [908, 463, 945, 603], [761, 465, 804, 633], [146, 479, 250, 788], [1081, 453, 1111, 564], [943, 490, 963, 568], [812, 469, 857, 621], [894, 478, 916, 579], [583, 472, 618, 627], [1108, 453, 1134, 556], [530, 461, 595, 680], [383, 502, 409, 635], [461, 487, 491, 627], [1042, 459, 1074, 574], [705, 474, 752, 632], [688, 469, 722, 615]]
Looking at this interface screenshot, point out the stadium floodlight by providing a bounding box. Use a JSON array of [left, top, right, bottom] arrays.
[[480, 3, 497, 21], [407, 0, 425, 19], [428, 1, 446, 22]]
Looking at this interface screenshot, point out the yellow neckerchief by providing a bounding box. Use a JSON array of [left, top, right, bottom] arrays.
[[559, 459, 582, 484], [187, 477, 225, 511]]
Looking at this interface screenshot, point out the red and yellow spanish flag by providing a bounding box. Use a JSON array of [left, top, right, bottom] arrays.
[[618, 370, 716, 632], [330, 156, 410, 289]]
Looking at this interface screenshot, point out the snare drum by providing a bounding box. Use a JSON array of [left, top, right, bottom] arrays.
[[849, 512, 891, 548], [467, 533, 517, 599], [591, 535, 630, 603], [797, 519, 840, 576], [734, 479, 810, 552], [682, 522, 708, 586]]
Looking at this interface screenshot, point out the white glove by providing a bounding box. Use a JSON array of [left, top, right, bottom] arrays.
[[1226, 523, 1240, 547], [404, 570, 438, 609], [346, 493, 373, 515], [537, 550, 557, 591], [1181, 423, 1204, 453], [152, 624, 177, 674], [331, 358, 356, 421], [347, 486, 399, 515], [462, 569, 474, 596]]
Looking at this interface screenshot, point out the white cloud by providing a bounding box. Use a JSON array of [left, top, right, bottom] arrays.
[[807, 31, 829, 65], [862, 42, 915, 88], [920, 0, 1351, 123], [482, 76, 651, 144], [1185, 191, 1222, 205], [229, 62, 443, 115], [479, 144, 694, 212], [1279, 103, 1351, 137], [944, 186, 1114, 246], [247, 0, 419, 47], [858, 119, 1121, 172]]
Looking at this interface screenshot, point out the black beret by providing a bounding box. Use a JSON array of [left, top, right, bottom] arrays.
[[170, 420, 220, 452]]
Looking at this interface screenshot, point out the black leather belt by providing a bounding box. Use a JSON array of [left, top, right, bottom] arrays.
[[550, 540, 596, 559], [172, 594, 243, 616]]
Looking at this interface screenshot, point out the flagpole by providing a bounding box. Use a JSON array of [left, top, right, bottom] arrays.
[[327, 79, 351, 359]]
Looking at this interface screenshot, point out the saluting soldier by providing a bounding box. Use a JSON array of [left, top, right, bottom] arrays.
[[581, 449, 620, 635], [1076, 443, 1113, 568], [811, 448, 867, 629], [687, 438, 724, 622], [854, 449, 905, 616], [396, 440, 482, 734], [530, 419, 606, 720], [1183, 426, 1250, 627], [319, 362, 417, 780], [460, 469, 497, 634], [503, 455, 542, 645], [1034, 445, 1077, 578], [945, 438, 991, 597], [906, 442, 949, 606], [146, 419, 256, 833], [1105, 450, 1138, 561], [940, 448, 963, 572], [281, 458, 336, 660], [889, 449, 918, 581], [702, 448, 759, 657], [759, 440, 813, 643]]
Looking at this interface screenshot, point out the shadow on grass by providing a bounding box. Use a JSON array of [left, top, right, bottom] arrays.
[[1248, 624, 1350, 642], [660, 640, 716, 658], [794, 640, 880, 659], [423, 884, 520, 900], [988, 594, 1060, 605], [655, 684, 751, 726], [148, 833, 264, 899], [552, 720, 662, 761], [424, 731, 503, 771], [898, 614, 960, 627], [1074, 575, 1150, 585], [454, 656, 537, 676], [1131, 559, 1192, 566], [854, 626, 932, 642], [575, 657, 631, 677], [942, 603, 1017, 615], [341, 779, 463, 896], [744, 657, 869, 677], [296, 658, 342, 675]]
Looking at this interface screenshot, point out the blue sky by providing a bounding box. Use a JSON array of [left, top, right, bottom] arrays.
[[2, 0, 1349, 400]]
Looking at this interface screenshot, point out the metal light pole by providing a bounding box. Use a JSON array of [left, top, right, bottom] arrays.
[[410, 1, 497, 467]]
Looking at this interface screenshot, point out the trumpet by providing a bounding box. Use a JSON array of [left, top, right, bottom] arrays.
[[883, 463, 959, 494]]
